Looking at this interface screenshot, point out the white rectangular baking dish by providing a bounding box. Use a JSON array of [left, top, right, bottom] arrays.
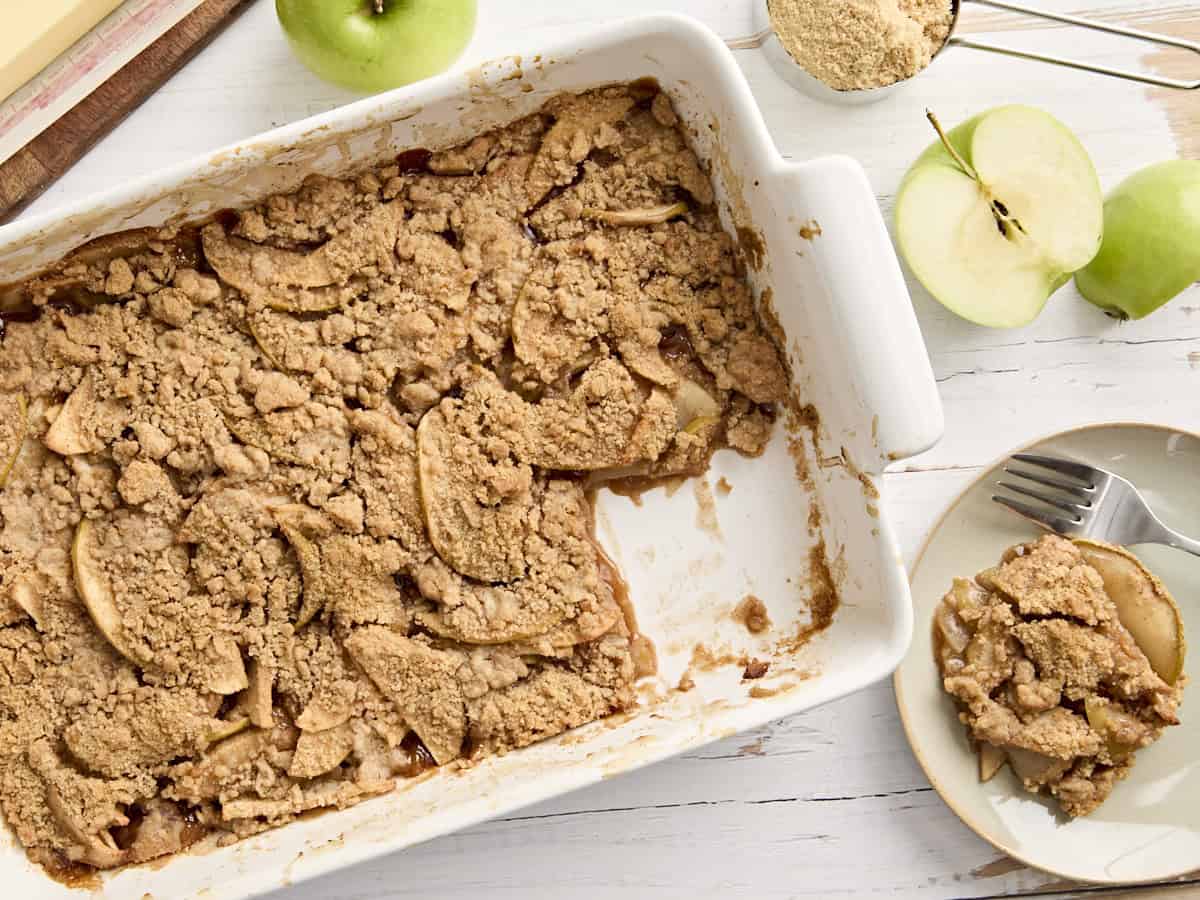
[[0, 14, 942, 898]]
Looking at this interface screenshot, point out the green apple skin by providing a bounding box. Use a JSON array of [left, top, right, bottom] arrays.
[[277, 0, 477, 94], [908, 111, 1079, 302], [895, 106, 1103, 328], [1075, 160, 1200, 319]]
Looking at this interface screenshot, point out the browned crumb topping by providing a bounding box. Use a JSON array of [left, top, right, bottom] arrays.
[[0, 84, 789, 876], [742, 659, 770, 680], [935, 535, 1185, 817]]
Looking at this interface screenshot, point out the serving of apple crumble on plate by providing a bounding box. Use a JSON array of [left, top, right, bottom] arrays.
[[0, 83, 789, 876], [934, 534, 1186, 817]]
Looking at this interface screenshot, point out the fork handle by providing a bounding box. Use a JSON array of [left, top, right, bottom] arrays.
[[1160, 526, 1200, 558]]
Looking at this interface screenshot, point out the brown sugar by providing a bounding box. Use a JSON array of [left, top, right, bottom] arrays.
[[0, 83, 789, 876], [768, 0, 953, 91]]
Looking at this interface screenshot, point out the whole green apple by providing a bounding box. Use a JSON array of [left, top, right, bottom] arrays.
[[894, 106, 1103, 328], [1075, 160, 1200, 319], [277, 0, 477, 93]]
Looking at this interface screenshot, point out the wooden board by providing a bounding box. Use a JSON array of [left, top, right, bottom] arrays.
[[0, 0, 252, 224]]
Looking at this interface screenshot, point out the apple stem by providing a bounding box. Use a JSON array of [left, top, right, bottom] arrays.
[[926, 109, 1027, 243], [373, 0, 384, 12], [926, 110, 981, 184]]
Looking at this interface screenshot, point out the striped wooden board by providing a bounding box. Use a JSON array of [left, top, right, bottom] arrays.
[[0, 0, 252, 224]]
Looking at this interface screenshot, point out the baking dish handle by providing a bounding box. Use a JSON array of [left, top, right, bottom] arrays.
[[773, 155, 943, 470]]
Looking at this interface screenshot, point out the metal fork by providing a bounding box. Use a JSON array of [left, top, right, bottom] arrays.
[[993, 453, 1200, 557]]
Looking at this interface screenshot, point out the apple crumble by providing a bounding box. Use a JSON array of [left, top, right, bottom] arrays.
[[0, 84, 789, 876], [935, 535, 1186, 817]]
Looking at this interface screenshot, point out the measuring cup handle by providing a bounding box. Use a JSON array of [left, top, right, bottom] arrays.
[[953, 0, 1200, 89]]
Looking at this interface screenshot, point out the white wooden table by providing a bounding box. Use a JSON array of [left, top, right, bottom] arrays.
[[19, 1, 1200, 896]]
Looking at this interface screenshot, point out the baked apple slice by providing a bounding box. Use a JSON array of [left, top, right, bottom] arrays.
[[206, 716, 251, 743], [201, 204, 399, 311], [205, 635, 249, 695], [1074, 539, 1186, 684], [288, 721, 355, 778], [45, 373, 101, 455], [72, 519, 140, 663], [244, 659, 276, 728], [170, 728, 275, 805], [64, 688, 223, 776], [273, 506, 329, 628], [416, 388, 535, 583], [582, 201, 687, 227], [1084, 697, 1152, 759], [345, 627, 466, 765], [526, 93, 635, 206], [977, 742, 1007, 782], [674, 378, 721, 434], [4, 571, 46, 628], [296, 696, 353, 733], [517, 360, 675, 471]]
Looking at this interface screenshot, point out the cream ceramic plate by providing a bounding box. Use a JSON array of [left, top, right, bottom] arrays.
[[895, 423, 1200, 885]]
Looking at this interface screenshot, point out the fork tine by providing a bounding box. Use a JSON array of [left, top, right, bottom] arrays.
[[1010, 453, 1098, 486], [992, 494, 1081, 535], [996, 481, 1086, 516], [1001, 466, 1092, 498]]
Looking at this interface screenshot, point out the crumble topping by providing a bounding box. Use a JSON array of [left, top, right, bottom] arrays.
[[0, 84, 789, 876], [935, 535, 1185, 817]]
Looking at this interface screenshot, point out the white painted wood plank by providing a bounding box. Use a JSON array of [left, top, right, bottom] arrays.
[[10, 1, 1199, 897], [274, 681, 1016, 900]]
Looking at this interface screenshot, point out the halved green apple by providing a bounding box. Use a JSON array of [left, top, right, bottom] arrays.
[[1074, 539, 1186, 684], [895, 107, 1103, 328]]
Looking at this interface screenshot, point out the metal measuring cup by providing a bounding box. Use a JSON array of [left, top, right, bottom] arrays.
[[733, 0, 1200, 105]]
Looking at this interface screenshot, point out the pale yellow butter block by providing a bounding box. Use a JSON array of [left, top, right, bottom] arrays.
[[0, 0, 126, 104]]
